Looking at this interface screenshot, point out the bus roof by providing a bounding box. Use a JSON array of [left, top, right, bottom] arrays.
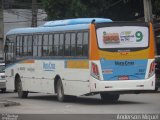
[[6, 18, 112, 36], [6, 24, 90, 35], [42, 18, 112, 27]]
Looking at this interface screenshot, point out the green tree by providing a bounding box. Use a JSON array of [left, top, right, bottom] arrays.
[[42, 0, 71, 20], [67, 0, 87, 18], [152, 0, 160, 18], [42, 0, 160, 21]]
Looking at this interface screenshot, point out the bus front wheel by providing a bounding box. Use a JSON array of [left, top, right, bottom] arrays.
[[16, 77, 28, 98], [1, 88, 6, 93], [100, 93, 120, 103], [56, 79, 68, 102]]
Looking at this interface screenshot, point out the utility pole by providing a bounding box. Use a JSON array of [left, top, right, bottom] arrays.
[[31, 0, 37, 27], [0, 0, 4, 58], [143, 0, 153, 22]]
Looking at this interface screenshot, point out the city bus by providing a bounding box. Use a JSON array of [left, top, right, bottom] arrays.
[[4, 18, 155, 102]]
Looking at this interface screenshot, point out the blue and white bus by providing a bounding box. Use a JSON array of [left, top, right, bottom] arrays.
[[4, 18, 155, 102]]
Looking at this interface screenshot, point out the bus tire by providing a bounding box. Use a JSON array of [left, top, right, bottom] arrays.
[[1, 88, 6, 93], [16, 77, 28, 98], [56, 79, 68, 102], [100, 93, 120, 103]]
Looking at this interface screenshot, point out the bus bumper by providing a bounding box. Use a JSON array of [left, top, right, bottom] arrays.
[[90, 75, 155, 93]]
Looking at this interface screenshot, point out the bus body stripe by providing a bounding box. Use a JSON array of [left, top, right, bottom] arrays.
[[89, 24, 99, 60], [66, 60, 89, 69], [20, 60, 35, 64], [149, 22, 155, 59]]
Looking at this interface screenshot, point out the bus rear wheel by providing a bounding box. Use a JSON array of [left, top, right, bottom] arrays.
[[100, 93, 120, 103], [16, 77, 28, 98]]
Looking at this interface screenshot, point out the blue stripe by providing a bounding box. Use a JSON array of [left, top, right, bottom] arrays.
[[42, 18, 112, 27], [100, 59, 148, 81]]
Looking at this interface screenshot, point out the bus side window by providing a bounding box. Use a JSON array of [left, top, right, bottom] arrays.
[[5, 35, 15, 64], [48, 34, 53, 56], [33, 35, 38, 57], [43, 34, 49, 56], [16, 35, 24, 57], [23, 36, 28, 56], [83, 32, 89, 56], [16, 36, 20, 56], [59, 34, 64, 56], [77, 32, 83, 56], [65, 33, 71, 56], [19, 36, 23, 56], [28, 36, 33, 56], [54, 34, 59, 56], [38, 35, 42, 57], [5, 42, 10, 63], [71, 33, 76, 56]]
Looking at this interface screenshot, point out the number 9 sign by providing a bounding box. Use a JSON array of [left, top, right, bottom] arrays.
[[135, 31, 143, 42]]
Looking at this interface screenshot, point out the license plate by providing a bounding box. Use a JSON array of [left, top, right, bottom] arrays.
[[118, 76, 129, 80]]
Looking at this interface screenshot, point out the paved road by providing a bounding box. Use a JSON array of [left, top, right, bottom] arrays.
[[0, 91, 160, 114]]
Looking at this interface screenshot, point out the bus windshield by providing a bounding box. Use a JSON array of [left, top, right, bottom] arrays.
[[96, 26, 149, 49]]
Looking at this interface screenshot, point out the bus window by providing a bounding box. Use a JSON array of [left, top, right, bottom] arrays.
[[19, 36, 23, 56], [54, 34, 59, 56], [37, 35, 42, 57], [77, 32, 83, 56], [33, 35, 38, 56], [16, 36, 20, 56], [23, 36, 28, 56], [16, 35, 23, 57], [71, 33, 76, 56], [28, 36, 33, 56], [43, 34, 49, 56], [83, 32, 89, 56], [59, 34, 64, 56], [5, 35, 15, 63], [65, 33, 71, 56], [48, 34, 53, 56]]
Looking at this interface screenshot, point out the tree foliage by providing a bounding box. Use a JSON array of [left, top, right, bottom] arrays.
[[4, 0, 42, 9], [152, 0, 160, 18], [41, 0, 160, 21], [42, 0, 72, 20]]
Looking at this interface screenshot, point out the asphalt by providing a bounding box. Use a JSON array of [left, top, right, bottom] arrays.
[[0, 99, 20, 107], [0, 89, 159, 108]]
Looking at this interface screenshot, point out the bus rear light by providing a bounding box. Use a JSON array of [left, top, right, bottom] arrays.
[[148, 61, 155, 78], [91, 62, 100, 80]]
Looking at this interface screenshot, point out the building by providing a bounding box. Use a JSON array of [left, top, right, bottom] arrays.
[[0, 9, 47, 58], [4, 9, 47, 36]]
